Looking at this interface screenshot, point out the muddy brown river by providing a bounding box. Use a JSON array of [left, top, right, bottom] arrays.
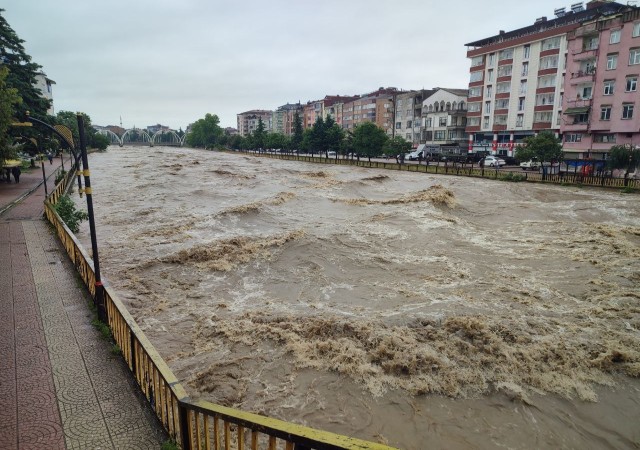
[[74, 145, 640, 449]]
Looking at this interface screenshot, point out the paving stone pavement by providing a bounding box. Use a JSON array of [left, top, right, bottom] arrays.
[[1, 178, 166, 448]]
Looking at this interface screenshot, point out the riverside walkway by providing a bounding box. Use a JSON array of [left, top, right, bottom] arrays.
[[0, 159, 165, 449]]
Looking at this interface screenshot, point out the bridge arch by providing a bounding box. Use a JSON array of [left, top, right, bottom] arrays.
[[152, 129, 183, 147], [121, 128, 152, 146], [98, 129, 123, 147]]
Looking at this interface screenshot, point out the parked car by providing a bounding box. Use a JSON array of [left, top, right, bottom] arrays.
[[407, 149, 424, 161], [520, 159, 541, 170], [480, 156, 506, 167]]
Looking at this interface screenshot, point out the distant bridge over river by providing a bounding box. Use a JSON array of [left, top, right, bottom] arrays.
[[98, 128, 186, 147]]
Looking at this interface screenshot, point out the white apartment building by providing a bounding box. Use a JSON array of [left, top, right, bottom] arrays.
[[463, 2, 619, 155]]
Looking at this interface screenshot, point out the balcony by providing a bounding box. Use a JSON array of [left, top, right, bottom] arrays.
[[570, 69, 595, 84], [572, 49, 597, 61]]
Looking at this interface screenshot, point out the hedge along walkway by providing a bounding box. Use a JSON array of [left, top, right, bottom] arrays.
[[0, 181, 166, 448]]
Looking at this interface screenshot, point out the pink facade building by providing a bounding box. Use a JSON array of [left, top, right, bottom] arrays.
[[563, 6, 640, 157]]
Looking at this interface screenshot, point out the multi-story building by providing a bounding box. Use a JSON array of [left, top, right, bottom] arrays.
[[323, 95, 359, 128], [237, 110, 273, 136], [422, 88, 469, 148], [464, 1, 628, 156], [146, 124, 170, 134], [394, 89, 435, 145], [563, 5, 640, 158], [342, 87, 398, 134], [303, 100, 324, 129], [34, 71, 55, 115], [272, 102, 302, 135]]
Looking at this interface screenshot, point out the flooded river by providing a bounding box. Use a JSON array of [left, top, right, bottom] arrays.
[[75, 145, 640, 449]]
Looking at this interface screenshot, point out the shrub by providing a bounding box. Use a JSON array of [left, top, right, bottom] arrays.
[[501, 172, 526, 182], [54, 195, 88, 233], [54, 169, 67, 185]]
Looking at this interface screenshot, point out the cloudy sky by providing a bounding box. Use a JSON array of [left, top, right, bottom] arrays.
[[5, 0, 576, 130]]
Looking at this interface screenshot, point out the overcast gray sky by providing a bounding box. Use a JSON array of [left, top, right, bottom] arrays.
[[5, 0, 575, 130]]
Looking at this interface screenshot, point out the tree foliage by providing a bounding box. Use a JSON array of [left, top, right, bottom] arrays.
[[54, 195, 88, 233], [384, 136, 411, 157], [252, 117, 267, 150], [515, 131, 563, 163], [607, 145, 640, 174], [0, 9, 50, 118], [352, 122, 388, 160], [0, 66, 22, 165], [290, 112, 303, 152], [185, 113, 223, 149]]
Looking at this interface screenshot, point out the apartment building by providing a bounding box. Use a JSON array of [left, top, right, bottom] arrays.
[[563, 6, 640, 157], [422, 88, 469, 148], [394, 89, 435, 145], [237, 110, 273, 136], [323, 95, 360, 128], [273, 102, 302, 135], [303, 100, 323, 128], [342, 87, 398, 134], [464, 1, 627, 156], [34, 71, 55, 115]]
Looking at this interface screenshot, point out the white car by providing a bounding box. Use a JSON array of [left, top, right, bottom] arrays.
[[481, 156, 506, 167], [520, 159, 541, 170]]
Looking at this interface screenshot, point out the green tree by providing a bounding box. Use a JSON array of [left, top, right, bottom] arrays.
[[0, 9, 50, 118], [290, 112, 303, 153], [252, 117, 266, 151], [265, 132, 290, 150], [185, 113, 223, 149], [323, 115, 344, 158], [352, 122, 388, 161], [55, 110, 98, 148], [0, 66, 22, 165], [384, 136, 411, 158], [607, 145, 640, 176], [92, 133, 109, 151], [515, 131, 563, 163]]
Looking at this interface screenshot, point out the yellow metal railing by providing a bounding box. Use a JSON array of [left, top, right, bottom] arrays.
[[44, 157, 395, 450]]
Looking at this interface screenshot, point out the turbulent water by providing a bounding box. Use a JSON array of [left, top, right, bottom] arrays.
[[75, 146, 640, 449]]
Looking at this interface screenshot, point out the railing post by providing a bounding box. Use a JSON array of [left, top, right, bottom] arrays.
[[179, 402, 191, 450]]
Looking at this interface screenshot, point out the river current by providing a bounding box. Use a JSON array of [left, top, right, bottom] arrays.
[[74, 145, 640, 449]]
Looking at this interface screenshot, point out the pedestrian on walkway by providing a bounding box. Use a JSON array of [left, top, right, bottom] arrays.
[[47, 152, 53, 164], [11, 166, 21, 183]]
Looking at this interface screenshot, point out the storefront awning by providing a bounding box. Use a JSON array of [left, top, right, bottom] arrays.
[[563, 107, 589, 115]]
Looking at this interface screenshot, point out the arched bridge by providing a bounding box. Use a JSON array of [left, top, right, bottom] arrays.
[[98, 128, 187, 147]]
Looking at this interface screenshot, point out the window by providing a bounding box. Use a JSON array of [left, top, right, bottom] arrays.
[[519, 80, 527, 95], [395, 122, 401, 129], [434, 130, 446, 140], [523, 45, 530, 59], [540, 55, 559, 69], [497, 65, 512, 77], [565, 134, 582, 143], [471, 55, 484, 67], [607, 53, 618, 70], [426, 118, 432, 127], [536, 93, 555, 106], [521, 62, 529, 76], [499, 48, 514, 60], [516, 114, 524, 127], [534, 111, 553, 122], [622, 104, 634, 119], [488, 69, 494, 81], [467, 102, 481, 112], [468, 117, 480, 126], [593, 134, 616, 143], [439, 117, 447, 126], [633, 22, 640, 38], [496, 99, 509, 109], [494, 115, 507, 125], [610, 29, 621, 44], [600, 106, 611, 120], [488, 53, 495, 65], [542, 36, 561, 50], [485, 101, 491, 114], [469, 87, 481, 97], [486, 85, 493, 97], [603, 80, 615, 95], [406, 120, 412, 128], [496, 82, 511, 94], [581, 86, 593, 99], [584, 36, 599, 50], [470, 71, 483, 82], [630, 48, 640, 65], [483, 116, 490, 128], [626, 76, 638, 92], [538, 75, 556, 88], [518, 97, 525, 111]]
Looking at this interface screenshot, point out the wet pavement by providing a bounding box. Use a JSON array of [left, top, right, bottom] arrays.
[[0, 156, 166, 449]]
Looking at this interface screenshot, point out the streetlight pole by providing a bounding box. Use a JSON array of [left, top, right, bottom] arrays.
[[77, 113, 106, 322]]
